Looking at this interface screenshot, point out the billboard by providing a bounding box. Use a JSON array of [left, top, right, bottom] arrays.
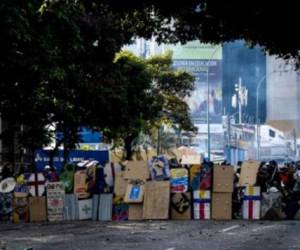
[[34, 149, 109, 173], [165, 41, 222, 124]]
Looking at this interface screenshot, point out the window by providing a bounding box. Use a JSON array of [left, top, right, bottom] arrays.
[[269, 129, 275, 138]]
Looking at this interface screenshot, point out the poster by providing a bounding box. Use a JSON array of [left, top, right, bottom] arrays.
[[165, 41, 222, 124], [170, 168, 188, 193], [46, 182, 65, 221]]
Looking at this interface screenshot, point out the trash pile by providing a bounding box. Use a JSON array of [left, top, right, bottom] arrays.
[[1, 156, 300, 223]]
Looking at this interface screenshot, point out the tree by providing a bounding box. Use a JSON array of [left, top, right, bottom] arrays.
[[106, 1, 300, 66], [99, 50, 195, 160], [0, 0, 146, 166]]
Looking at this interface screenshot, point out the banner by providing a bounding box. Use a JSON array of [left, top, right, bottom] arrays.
[[165, 42, 222, 124], [34, 149, 109, 172]]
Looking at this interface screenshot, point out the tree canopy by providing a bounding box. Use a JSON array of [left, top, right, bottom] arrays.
[[106, 1, 300, 65], [102, 50, 195, 159], [1, 0, 298, 165]]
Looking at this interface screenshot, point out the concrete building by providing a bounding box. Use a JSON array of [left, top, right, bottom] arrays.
[[266, 55, 300, 134]]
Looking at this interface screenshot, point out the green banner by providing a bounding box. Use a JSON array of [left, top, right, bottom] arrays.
[[165, 41, 222, 60]]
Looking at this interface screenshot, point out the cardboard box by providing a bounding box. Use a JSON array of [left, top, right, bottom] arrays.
[[213, 165, 234, 193], [143, 181, 170, 219], [29, 196, 46, 222], [170, 168, 188, 193], [212, 193, 232, 220], [114, 172, 127, 197], [193, 190, 211, 220], [181, 155, 201, 165], [128, 204, 143, 220], [239, 160, 260, 186], [124, 161, 150, 180], [243, 186, 261, 219], [124, 182, 144, 203], [170, 192, 191, 220]]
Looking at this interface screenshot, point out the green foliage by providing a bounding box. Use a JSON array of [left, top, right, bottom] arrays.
[[103, 50, 195, 157], [106, 1, 300, 66]]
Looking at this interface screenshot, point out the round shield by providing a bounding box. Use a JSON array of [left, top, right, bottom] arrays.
[[0, 178, 16, 193]]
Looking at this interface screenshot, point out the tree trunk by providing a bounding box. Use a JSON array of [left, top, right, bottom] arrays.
[[124, 135, 135, 161], [63, 126, 69, 165]]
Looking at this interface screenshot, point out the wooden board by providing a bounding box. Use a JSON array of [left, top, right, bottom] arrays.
[[46, 182, 65, 221], [170, 192, 191, 220], [193, 190, 211, 220], [114, 172, 127, 197], [29, 196, 46, 222], [27, 173, 46, 197], [124, 182, 144, 203], [128, 204, 143, 220], [243, 186, 261, 220], [212, 193, 232, 220], [142, 181, 170, 219], [13, 197, 29, 223], [213, 165, 234, 193], [181, 155, 201, 165], [239, 160, 260, 186], [124, 161, 150, 180]]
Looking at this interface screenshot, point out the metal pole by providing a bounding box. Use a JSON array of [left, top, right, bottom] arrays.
[[228, 114, 231, 164], [257, 119, 261, 160], [255, 75, 266, 160], [238, 77, 242, 124]]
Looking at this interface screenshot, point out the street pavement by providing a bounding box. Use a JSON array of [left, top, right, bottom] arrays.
[[0, 220, 299, 250]]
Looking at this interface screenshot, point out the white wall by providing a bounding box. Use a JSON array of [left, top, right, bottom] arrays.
[[266, 55, 300, 122]]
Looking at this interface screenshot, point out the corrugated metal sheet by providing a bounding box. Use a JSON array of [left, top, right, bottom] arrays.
[[64, 194, 77, 220], [92, 195, 99, 221], [98, 194, 112, 221]]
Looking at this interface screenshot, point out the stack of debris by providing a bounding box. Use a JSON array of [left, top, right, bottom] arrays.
[[1, 155, 300, 223]]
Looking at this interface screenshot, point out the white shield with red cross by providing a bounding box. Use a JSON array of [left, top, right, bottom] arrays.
[[27, 173, 46, 197]]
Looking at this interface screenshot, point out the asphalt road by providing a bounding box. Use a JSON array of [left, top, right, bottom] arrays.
[[0, 220, 299, 250]]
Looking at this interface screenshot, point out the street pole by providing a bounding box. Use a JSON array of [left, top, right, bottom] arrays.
[[228, 114, 231, 164], [255, 75, 266, 160], [257, 119, 261, 160], [238, 77, 242, 124]]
